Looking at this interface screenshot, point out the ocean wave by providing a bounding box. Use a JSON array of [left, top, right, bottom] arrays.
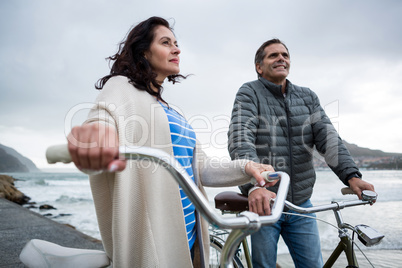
[[34, 178, 48, 186], [56, 195, 93, 203], [46, 180, 90, 187]]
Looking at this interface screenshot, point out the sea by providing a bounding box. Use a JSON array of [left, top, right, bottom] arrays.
[[6, 169, 402, 267]]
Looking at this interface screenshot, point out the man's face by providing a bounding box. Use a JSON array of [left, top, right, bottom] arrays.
[[256, 43, 290, 85]]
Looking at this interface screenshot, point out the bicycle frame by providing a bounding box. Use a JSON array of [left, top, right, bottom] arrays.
[[283, 198, 379, 267], [325, 233, 357, 267], [46, 145, 290, 268], [322, 208, 357, 267], [214, 188, 382, 268]]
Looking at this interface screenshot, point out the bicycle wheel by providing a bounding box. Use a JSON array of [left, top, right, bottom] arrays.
[[209, 235, 244, 268]]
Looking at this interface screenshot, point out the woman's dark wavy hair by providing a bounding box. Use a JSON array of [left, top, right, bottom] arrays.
[[95, 16, 186, 102]]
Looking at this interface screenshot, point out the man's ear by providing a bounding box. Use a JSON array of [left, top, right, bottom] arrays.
[[256, 63, 263, 75]]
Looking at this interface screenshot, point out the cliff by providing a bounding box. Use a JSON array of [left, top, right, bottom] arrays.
[[0, 144, 40, 172]]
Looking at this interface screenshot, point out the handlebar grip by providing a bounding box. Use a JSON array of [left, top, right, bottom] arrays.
[[250, 171, 280, 185], [341, 187, 355, 195], [46, 144, 72, 164], [261, 171, 280, 182], [341, 188, 378, 202]]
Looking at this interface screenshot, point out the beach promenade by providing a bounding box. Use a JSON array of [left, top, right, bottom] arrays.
[[0, 198, 104, 267], [1, 197, 400, 267]]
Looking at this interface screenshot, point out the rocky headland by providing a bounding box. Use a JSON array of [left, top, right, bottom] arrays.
[[0, 174, 31, 205], [0, 143, 40, 172]]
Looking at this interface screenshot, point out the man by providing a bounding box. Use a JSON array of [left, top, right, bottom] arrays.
[[227, 39, 375, 268]]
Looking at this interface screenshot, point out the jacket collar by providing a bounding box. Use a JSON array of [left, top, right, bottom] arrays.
[[258, 77, 292, 97]]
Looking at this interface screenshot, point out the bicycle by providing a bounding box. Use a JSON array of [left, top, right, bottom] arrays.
[[212, 187, 383, 268], [19, 145, 290, 268]]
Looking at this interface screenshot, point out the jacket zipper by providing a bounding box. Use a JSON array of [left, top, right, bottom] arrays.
[[284, 98, 294, 204]]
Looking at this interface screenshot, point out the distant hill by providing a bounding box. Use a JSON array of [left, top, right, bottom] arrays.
[[314, 140, 402, 170], [0, 144, 40, 172], [343, 140, 401, 157]]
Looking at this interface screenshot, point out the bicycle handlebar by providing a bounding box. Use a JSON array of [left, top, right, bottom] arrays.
[[283, 199, 373, 214], [46, 144, 290, 230], [278, 189, 377, 214]]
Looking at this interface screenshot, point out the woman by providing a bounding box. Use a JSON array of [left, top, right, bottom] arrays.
[[67, 16, 276, 267]]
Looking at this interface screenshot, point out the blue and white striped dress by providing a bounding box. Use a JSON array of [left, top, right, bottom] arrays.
[[160, 102, 197, 250]]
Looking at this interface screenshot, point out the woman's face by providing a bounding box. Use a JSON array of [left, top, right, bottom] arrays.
[[145, 25, 181, 82]]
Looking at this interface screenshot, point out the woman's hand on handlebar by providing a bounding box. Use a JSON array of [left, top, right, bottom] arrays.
[[244, 161, 277, 187], [67, 123, 126, 173]]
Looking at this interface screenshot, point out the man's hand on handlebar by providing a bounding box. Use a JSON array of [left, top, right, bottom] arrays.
[[248, 188, 277, 216], [67, 123, 126, 173], [244, 162, 278, 215], [348, 177, 376, 204]]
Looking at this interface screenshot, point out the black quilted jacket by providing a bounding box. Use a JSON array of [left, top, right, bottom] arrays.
[[228, 77, 361, 205]]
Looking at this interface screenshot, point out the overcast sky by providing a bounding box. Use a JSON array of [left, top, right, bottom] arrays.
[[1, 0, 401, 169]]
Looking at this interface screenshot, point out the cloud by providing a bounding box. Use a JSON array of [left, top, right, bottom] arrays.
[[1, 0, 402, 168]]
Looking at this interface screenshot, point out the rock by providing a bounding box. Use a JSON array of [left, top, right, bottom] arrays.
[[24, 205, 38, 209], [39, 204, 56, 210], [59, 213, 72, 217], [53, 213, 72, 219], [0, 174, 31, 205]]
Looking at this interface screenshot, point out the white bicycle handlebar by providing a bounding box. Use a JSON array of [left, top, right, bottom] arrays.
[[45, 144, 290, 268], [46, 144, 290, 229]]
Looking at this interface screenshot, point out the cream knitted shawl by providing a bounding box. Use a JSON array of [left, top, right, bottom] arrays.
[[85, 76, 251, 267]]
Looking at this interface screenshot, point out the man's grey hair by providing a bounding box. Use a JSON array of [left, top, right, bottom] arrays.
[[254, 38, 289, 77]]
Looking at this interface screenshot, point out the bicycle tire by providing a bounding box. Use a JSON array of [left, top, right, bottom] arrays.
[[209, 235, 244, 268]]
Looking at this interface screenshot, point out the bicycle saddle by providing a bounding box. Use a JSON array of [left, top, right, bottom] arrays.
[[215, 191, 249, 212]]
